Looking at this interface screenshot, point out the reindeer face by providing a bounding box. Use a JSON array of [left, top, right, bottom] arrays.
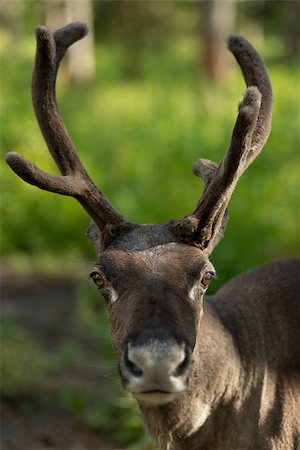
[[90, 224, 215, 405]]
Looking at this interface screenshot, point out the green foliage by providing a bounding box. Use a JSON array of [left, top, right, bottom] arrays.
[[1, 321, 50, 397]]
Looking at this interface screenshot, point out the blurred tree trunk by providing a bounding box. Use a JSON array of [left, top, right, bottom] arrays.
[[200, 0, 236, 81], [0, 0, 23, 40], [46, 0, 95, 85], [283, 0, 300, 62]]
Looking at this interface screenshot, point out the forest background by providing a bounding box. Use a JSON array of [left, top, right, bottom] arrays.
[[1, 1, 299, 449]]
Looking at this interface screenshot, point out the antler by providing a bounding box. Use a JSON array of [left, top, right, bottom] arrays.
[[5, 23, 126, 234], [171, 35, 273, 254], [6, 26, 272, 254]]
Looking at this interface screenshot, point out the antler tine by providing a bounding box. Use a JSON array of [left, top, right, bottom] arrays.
[[5, 151, 80, 195], [172, 35, 272, 253], [227, 35, 273, 169], [192, 86, 262, 251], [31, 23, 89, 176], [5, 23, 126, 233]]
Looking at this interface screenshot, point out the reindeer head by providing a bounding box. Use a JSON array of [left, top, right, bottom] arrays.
[[6, 23, 272, 406]]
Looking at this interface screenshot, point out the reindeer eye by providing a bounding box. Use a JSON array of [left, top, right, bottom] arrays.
[[201, 271, 215, 288], [90, 270, 106, 289]]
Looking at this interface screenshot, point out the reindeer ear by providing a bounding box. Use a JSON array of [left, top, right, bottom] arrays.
[[86, 221, 102, 255], [87, 220, 133, 253]]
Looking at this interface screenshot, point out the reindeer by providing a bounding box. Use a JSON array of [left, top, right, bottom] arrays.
[[5, 23, 300, 450]]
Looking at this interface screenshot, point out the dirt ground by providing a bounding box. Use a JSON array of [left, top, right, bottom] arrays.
[[1, 266, 126, 450], [1, 401, 113, 450]]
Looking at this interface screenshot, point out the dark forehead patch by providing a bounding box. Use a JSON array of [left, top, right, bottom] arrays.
[[106, 223, 183, 252]]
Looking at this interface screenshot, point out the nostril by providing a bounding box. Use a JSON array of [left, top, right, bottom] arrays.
[[173, 347, 191, 376], [125, 348, 143, 377]]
